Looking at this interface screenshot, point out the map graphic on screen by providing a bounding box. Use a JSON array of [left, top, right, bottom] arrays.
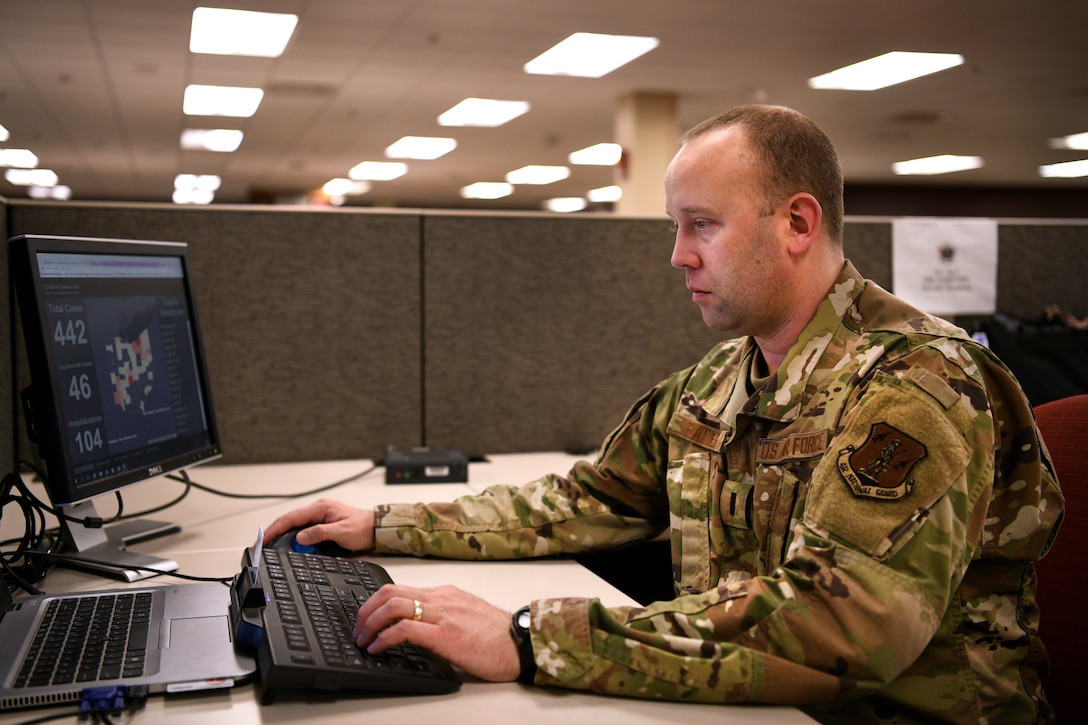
[[108, 327, 154, 412]]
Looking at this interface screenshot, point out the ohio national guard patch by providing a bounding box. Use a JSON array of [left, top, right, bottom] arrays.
[[837, 422, 927, 500]]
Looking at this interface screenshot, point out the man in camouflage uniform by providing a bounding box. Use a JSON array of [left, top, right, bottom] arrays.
[[265, 105, 1063, 723]]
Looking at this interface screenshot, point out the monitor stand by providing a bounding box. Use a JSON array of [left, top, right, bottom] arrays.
[[59, 500, 180, 582]]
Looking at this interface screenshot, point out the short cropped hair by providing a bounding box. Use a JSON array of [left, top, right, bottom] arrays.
[[681, 105, 845, 243]]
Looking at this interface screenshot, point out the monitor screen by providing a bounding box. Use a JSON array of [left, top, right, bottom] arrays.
[[9, 234, 221, 579]]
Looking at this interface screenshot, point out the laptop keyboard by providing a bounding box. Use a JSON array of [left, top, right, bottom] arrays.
[[15, 592, 152, 688]]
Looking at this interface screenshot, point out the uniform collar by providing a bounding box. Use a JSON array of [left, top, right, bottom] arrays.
[[707, 261, 866, 426]]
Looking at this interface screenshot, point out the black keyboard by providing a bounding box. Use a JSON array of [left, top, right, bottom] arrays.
[[232, 548, 460, 704], [15, 592, 152, 688]]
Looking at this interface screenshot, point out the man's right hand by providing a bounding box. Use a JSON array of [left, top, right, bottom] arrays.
[[263, 498, 376, 553]]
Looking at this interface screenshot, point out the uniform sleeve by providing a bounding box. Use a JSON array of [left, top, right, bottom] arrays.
[[524, 351, 1059, 706], [372, 368, 689, 559]]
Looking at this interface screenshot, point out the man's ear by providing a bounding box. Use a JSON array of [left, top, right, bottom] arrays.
[[784, 193, 822, 255]]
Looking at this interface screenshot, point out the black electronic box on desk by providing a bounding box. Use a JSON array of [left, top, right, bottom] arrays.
[[384, 447, 468, 484]]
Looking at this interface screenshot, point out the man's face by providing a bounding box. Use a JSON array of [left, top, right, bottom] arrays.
[[664, 126, 789, 339]]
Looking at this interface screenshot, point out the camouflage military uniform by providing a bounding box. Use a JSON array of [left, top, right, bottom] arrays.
[[374, 261, 1063, 723]]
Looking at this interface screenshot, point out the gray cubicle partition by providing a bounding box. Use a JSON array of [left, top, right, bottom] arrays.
[[421, 213, 723, 455], [3, 200, 1087, 474], [4, 202, 423, 468]]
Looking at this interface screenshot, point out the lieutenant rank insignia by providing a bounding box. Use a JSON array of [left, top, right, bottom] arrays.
[[837, 422, 927, 501]]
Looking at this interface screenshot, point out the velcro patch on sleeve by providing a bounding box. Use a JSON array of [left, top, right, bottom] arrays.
[[804, 370, 973, 560]]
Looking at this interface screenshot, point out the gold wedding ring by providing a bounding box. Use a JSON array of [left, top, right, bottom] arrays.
[[412, 599, 424, 621]]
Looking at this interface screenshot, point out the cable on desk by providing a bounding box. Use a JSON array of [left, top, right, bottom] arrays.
[[1, 468, 60, 592], [4, 684, 149, 725], [2, 462, 378, 589], [14, 548, 236, 585], [165, 462, 380, 499]]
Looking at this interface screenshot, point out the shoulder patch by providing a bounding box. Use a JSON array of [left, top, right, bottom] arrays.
[[837, 423, 927, 500]]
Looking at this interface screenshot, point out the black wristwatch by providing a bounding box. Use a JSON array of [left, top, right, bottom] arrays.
[[510, 605, 537, 684]]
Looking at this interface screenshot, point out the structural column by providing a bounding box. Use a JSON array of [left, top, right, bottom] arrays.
[[613, 92, 678, 216]]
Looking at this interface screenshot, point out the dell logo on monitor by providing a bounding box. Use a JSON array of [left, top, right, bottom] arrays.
[[148, 465, 164, 476]]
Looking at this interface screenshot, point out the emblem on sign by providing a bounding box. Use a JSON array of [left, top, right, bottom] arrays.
[[837, 423, 927, 500]]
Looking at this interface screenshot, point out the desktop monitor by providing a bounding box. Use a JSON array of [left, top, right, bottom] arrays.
[[8, 234, 222, 580]]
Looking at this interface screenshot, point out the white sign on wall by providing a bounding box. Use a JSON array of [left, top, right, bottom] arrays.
[[891, 217, 998, 316]]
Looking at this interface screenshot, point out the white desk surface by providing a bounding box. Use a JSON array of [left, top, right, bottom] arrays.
[[1, 454, 815, 724]]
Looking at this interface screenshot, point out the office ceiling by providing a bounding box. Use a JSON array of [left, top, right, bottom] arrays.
[[1, 0, 1087, 210]]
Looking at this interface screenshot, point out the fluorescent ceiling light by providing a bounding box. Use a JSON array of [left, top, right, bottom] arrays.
[[5, 168, 57, 186], [544, 197, 587, 213], [385, 136, 457, 160], [29, 185, 71, 200], [506, 165, 570, 185], [348, 161, 408, 181], [190, 7, 298, 57], [184, 84, 264, 117], [525, 32, 659, 78], [175, 174, 221, 191], [181, 128, 244, 152], [587, 185, 622, 202], [1049, 132, 1088, 151], [460, 182, 514, 200], [439, 98, 530, 127], [1039, 159, 1088, 178], [892, 154, 982, 176], [569, 142, 622, 166], [322, 178, 371, 196], [173, 188, 215, 204], [173, 174, 220, 205], [808, 51, 964, 91], [0, 148, 39, 168], [0, 123, 9, 142]]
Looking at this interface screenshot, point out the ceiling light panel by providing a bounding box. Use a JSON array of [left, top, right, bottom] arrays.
[[190, 7, 298, 57], [348, 161, 409, 181], [524, 32, 659, 78], [184, 85, 264, 117], [5, 168, 58, 186], [460, 182, 514, 200], [808, 51, 965, 91], [439, 98, 530, 127], [28, 185, 71, 200], [569, 143, 622, 165], [323, 178, 371, 196], [385, 136, 457, 160], [1039, 159, 1088, 178], [180, 129, 244, 152], [892, 154, 983, 175], [0, 148, 39, 168], [506, 165, 570, 185], [1049, 132, 1088, 151], [544, 197, 587, 213], [587, 185, 622, 202]]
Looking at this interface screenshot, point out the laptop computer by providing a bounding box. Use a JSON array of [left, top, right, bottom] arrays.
[[0, 581, 257, 712]]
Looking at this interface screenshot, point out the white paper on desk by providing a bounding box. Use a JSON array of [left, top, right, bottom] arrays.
[[892, 217, 998, 316]]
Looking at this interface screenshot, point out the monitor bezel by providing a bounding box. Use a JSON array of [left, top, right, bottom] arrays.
[[9, 233, 222, 507]]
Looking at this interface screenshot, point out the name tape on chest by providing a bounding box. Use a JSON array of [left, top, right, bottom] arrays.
[[756, 429, 830, 464]]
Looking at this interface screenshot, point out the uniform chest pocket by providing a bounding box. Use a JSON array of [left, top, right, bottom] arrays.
[[719, 477, 754, 530]]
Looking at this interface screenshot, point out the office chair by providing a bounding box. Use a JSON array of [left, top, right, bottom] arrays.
[[1032, 393, 1088, 718]]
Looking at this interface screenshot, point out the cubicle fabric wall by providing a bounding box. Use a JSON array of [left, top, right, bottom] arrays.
[[4, 202, 423, 469], [419, 218, 923, 455], [3, 200, 1087, 471], [422, 214, 723, 455]]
